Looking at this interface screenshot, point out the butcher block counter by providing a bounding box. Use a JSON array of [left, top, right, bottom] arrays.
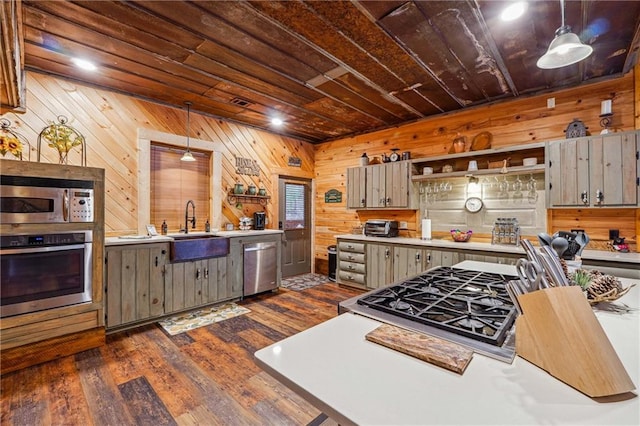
[[255, 261, 639, 426]]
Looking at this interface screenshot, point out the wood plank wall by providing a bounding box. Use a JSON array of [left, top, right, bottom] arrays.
[[314, 71, 639, 270], [1, 71, 638, 275], [1, 72, 315, 236]]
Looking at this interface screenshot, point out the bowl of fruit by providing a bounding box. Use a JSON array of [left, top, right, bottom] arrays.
[[451, 229, 472, 242]]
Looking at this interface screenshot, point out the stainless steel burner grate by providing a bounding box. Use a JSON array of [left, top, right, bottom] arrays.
[[356, 267, 518, 346]]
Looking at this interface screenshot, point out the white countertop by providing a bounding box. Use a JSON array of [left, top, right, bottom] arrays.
[[336, 234, 640, 265], [105, 229, 283, 246], [255, 262, 640, 426]]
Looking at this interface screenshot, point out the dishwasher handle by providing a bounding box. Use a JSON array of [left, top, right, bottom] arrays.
[[244, 242, 277, 252]]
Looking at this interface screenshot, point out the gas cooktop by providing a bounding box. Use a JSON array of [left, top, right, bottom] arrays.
[[340, 266, 520, 363]]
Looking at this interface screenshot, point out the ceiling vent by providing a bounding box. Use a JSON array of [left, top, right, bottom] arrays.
[[230, 97, 252, 107]]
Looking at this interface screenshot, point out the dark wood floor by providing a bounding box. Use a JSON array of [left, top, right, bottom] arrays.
[[1, 282, 361, 425]]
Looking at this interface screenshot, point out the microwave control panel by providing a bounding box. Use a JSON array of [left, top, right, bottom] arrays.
[[70, 189, 94, 222]]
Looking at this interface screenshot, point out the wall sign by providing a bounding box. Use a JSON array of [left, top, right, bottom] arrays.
[[324, 189, 342, 203], [288, 156, 302, 167], [236, 157, 260, 176]]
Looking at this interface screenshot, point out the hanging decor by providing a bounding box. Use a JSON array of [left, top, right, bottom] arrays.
[[37, 115, 86, 166], [0, 118, 31, 161]]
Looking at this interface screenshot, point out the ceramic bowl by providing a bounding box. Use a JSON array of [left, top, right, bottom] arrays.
[[523, 157, 537, 166]]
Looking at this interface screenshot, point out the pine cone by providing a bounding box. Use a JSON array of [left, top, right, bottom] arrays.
[[587, 274, 623, 300]]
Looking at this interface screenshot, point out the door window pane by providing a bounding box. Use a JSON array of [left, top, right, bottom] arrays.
[[284, 183, 305, 230]]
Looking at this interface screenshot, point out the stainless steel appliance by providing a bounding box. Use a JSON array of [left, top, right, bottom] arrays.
[[253, 211, 266, 230], [364, 220, 399, 237], [243, 242, 277, 296], [0, 175, 94, 223], [0, 231, 93, 317], [339, 266, 519, 363]]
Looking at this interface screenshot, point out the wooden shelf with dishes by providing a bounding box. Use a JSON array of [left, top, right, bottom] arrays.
[[411, 142, 546, 182]]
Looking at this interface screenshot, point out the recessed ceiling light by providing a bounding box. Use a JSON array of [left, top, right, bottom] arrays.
[[271, 117, 283, 126], [501, 2, 527, 21], [71, 58, 97, 71]]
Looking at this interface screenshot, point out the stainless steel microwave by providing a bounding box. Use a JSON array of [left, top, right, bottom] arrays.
[[0, 175, 94, 223]]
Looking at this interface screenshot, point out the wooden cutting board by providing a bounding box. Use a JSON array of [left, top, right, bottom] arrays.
[[365, 324, 473, 374]]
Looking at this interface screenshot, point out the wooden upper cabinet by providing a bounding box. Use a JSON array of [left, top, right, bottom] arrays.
[[547, 131, 639, 208], [590, 133, 638, 206], [347, 162, 413, 209], [346, 167, 367, 209]]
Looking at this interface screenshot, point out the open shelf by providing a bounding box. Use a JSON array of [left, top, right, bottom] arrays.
[[227, 191, 271, 205], [412, 164, 545, 181], [410, 142, 546, 164]]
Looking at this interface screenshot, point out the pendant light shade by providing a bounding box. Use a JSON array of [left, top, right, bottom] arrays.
[[536, 1, 593, 69], [181, 101, 196, 162]]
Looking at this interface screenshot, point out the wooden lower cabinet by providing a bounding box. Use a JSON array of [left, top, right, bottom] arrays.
[[105, 243, 233, 330], [165, 256, 230, 312], [105, 243, 168, 328], [366, 243, 392, 289]]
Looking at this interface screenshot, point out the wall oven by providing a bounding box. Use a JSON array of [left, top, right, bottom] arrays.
[[0, 231, 93, 318]]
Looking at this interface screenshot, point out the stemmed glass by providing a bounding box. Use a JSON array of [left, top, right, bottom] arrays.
[[498, 175, 509, 199], [512, 175, 523, 201], [527, 174, 537, 203]]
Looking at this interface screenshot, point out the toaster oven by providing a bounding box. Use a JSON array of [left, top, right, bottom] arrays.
[[364, 220, 399, 237]]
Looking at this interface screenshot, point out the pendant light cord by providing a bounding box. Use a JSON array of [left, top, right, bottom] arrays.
[[186, 101, 191, 149], [560, 0, 565, 27]]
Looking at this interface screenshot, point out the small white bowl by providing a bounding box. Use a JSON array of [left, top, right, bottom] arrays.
[[523, 157, 537, 166], [423, 167, 434, 175]]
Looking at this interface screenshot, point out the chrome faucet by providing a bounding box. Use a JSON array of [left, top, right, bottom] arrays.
[[184, 200, 196, 233]]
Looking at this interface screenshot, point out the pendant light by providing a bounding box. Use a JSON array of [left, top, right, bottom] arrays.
[[180, 101, 196, 162], [536, 0, 593, 69]]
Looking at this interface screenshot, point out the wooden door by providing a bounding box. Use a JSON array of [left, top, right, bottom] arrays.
[[105, 244, 166, 328], [346, 167, 366, 209], [367, 243, 393, 289], [547, 138, 590, 207], [393, 246, 427, 281], [590, 133, 638, 206], [366, 165, 386, 208], [385, 162, 410, 208], [279, 177, 312, 277]]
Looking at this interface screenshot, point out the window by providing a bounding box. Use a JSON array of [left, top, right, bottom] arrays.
[[284, 183, 306, 230], [150, 143, 210, 233]]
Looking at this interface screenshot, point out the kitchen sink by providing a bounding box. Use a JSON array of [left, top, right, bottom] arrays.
[[169, 234, 229, 262]]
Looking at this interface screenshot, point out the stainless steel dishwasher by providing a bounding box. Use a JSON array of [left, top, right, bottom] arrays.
[[243, 242, 278, 296]]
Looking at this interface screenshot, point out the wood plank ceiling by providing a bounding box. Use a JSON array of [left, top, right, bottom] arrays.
[[8, 0, 640, 143]]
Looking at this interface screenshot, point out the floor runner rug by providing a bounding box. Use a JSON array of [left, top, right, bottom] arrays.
[[281, 273, 331, 291], [158, 302, 250, 335]]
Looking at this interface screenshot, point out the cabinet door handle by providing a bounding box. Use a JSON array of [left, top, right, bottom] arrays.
[[581, 191, 588, 205], [155, 256, 158, 267], [361, 198, 366, 206], [384, 248, 390, 258], [595, 189, 604, 205], [415, 251, 421, 262], [348, 255, 354, 260], [386, 197, 391, 205], [379, 198, 385, 205], [196, 268, 201, 279], [348, 264, 354, 270], [204, 268, 209, 279]]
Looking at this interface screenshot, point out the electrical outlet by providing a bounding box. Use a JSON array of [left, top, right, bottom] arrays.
[[547, 97, 555, 108], [399, 221, 408, 229]]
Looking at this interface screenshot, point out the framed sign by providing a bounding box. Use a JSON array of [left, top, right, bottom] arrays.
[[288, 156, 302, 167], [324, 189, 342, 203], [236, 157, 260, 176]]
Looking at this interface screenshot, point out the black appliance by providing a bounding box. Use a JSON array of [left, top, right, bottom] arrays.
[[340, 266, 519, 362], [253, 211, 266, 230]]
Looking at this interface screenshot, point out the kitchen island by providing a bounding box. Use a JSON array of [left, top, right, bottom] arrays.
[[255, 261, 639, 425]]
